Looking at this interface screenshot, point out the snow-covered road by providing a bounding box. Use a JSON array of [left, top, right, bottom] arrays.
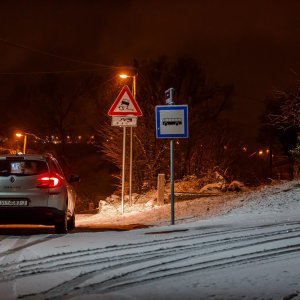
[[0, 181, 300, 299]]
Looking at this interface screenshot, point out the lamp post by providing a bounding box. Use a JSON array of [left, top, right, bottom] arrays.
[[16, 133, 27, 154], [119, 73, 136, 206], [15, 132, 44, 154]]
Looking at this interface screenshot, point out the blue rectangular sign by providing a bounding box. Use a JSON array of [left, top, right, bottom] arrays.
[[155, 105, 189, 138]]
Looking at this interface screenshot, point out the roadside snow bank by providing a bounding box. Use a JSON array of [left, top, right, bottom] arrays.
[[77, 180, 300, 227], [228, 180, 300, 213]]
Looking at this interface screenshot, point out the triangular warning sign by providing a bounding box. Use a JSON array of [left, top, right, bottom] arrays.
[[108, 85, 143, 116]]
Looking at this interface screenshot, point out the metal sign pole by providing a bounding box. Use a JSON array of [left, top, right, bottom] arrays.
[[166, 87, 176, 225], [129, 126, 133, 206], [129, 76, 136, 206], [121, 126, 126, 213], [155, 96, 188, 226], [170, 139, 175, 225], [108, 84, 143, 213]]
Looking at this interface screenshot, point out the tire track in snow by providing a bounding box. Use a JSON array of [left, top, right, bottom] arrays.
[[0, 234, 66, 258], [91, 244, 300, 295], [17, 224, 300, 299], [0, 236, 9, 243], [2, 220, 299, 277], [42, 243, 300, 299], [3, 223, 300, 281]]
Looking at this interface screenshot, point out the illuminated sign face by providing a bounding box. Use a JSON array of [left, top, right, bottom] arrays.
[[155, 105, 189, 138], [11, 162, 24, 174]]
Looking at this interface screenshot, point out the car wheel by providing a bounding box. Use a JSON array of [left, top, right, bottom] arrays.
[[67, 213, 75, 231], [55, 213, 68, 234]]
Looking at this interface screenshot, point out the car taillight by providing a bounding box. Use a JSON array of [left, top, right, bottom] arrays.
[[37, 175, 61, 188]]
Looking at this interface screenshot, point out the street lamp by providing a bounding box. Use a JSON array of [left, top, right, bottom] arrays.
[[119, 73, 136, 206], [119, 74, 136, 99], [16, 133, 28, 154], [15, 132, 44, 154]]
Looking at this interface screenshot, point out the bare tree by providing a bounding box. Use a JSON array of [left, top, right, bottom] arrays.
[[99, 56, 235, 192], [267, 85, 300, 130], [260, 78, 300, 179]]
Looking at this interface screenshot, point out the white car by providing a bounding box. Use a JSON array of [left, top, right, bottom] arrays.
[[0, 153, 79, 233]]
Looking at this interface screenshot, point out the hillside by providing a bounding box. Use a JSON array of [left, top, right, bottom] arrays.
[[77, 179, 297, 227]]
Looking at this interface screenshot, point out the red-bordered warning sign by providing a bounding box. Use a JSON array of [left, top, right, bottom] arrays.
[[108, 85, 143, 116]]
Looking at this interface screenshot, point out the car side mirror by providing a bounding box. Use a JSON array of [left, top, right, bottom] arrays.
[[69, 174, 80, 183]]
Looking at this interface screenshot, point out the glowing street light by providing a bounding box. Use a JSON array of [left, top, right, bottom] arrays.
[[119, 73, 136, 99]]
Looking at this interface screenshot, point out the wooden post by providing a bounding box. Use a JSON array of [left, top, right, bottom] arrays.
[[157, 174, 165, 205]]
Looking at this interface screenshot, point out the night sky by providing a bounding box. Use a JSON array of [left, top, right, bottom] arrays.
[[1, 0, 300, 137]]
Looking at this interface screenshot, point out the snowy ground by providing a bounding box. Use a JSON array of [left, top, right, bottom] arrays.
[[0, 180, 300, 299]]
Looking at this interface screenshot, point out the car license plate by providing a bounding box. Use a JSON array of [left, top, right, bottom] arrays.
[[0, 199, 29, 206]]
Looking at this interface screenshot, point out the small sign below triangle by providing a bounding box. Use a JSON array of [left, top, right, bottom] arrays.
[[108, 85, 143, 116]]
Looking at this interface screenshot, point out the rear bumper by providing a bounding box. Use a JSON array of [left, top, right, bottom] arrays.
[[0, 207, 65, 225]]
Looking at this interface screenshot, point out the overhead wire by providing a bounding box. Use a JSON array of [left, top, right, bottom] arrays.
[[0, 69, 107, 75], [0, 37, 135, 75]]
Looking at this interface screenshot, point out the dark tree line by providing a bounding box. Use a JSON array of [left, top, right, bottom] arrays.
[[260, 78, 300, 177], [4, 72, 102, 144]]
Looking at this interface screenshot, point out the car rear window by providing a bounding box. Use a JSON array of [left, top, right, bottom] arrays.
[[0, 160, 48, 176]]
